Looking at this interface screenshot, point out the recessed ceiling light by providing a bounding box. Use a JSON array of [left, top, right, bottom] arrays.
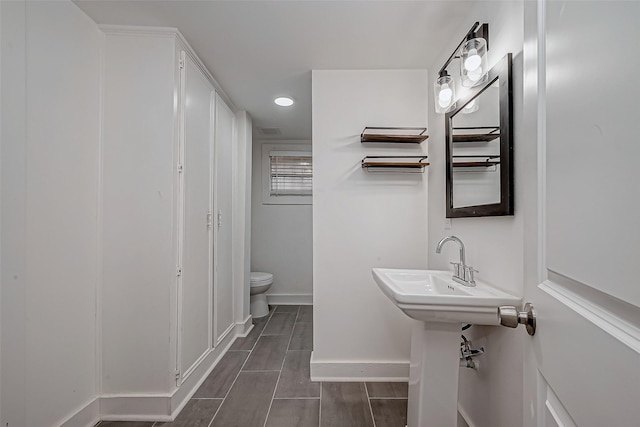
[[274, 97, 294, 107]]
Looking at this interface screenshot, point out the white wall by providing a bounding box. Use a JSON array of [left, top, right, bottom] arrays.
[[1, 1, 101, 425], [251, 140, 313, 304], [426, 2, 525, 426], [311, 70, 429, 379]]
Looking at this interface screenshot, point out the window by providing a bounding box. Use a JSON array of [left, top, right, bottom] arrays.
[[262, 144, 312, 205], [269, 152, 312, 196]]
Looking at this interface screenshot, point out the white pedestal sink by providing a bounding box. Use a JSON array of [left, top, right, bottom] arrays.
[[372, 268, 520, 427]]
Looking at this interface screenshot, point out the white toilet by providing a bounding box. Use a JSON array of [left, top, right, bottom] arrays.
[[250, 272, 273, 318]]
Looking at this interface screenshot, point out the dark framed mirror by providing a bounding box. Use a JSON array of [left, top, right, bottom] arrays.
[[445, 53, 513, 218]]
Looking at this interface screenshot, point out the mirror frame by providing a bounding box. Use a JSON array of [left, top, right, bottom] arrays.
[[445, 52, 513, 218]]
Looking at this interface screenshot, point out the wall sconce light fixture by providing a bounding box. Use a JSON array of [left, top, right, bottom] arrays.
[[434, 22, 489, 114], [435, 72, 456, 114]]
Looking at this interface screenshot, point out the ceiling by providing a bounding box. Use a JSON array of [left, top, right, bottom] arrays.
[[74, 0, 475, 140]]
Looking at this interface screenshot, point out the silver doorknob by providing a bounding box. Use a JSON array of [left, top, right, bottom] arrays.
[[499, 303, 536, 336]]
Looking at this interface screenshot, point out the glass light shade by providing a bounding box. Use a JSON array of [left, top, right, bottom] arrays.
[[461, 98, 479, 114], [460, 38, 488, 87], [434, 74, 456, 114]]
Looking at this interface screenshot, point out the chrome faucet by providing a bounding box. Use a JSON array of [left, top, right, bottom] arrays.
[[436, 235, 477, 287]]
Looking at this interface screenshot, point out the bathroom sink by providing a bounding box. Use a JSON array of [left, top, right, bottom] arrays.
[[372, 268, 521, 324]]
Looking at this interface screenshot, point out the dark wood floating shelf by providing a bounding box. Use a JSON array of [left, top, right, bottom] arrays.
[[452, 133, 501, 143], [361, 156, 429, 172], [452, 126, 500, 143], [363, 161, 428, 168], [361, 127, 428, 144], [453, 160, 500, 168]]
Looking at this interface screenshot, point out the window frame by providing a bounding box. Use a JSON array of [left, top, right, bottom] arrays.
[[261, 143, 312, 205]]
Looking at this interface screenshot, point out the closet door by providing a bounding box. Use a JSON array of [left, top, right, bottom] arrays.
[[213, 94, 235, 345], [178, 52, 214, 380]]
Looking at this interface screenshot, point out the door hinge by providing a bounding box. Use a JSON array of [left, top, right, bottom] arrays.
[[175, 370, 181, 381], [176, 266, 182, 277], [217, 210, 222, 229], [179, 59, 184, 69], [177, 164, 183, 173]]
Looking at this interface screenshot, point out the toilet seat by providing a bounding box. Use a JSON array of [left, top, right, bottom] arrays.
[[250, 272, 273, 286]]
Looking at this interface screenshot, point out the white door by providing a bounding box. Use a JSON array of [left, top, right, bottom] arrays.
[[178, 52, 214, 381], [523, 1, 640, 426], [213, 94, 235, 345]]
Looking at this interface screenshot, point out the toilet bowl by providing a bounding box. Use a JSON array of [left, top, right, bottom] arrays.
[[250, 272, 273, 318]]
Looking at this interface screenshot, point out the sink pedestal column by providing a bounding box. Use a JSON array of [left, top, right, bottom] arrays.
[[407, 321, 461, 427]]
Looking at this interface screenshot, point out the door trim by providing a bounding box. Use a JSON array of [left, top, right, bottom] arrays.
[[540, 274, 640, 353]]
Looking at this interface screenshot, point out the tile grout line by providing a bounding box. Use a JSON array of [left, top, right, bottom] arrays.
[[230, 307, 274, 352], [252, 308, 278, 341], [245, 306, 282, 427], [364, 382, 378, 427], [262, 306, 298, 427], [243, 306, 276, 354], [174, 307, 296, 427], [318, 382, 323, 427], [192, 397, 226, 400], [225, 306, 276, 427], [368, 396, 409, 400], [273, 396, 320, 400], [287, 306, 301, 351], [206, 313, 270, 427], [262, 307, 296, 336]]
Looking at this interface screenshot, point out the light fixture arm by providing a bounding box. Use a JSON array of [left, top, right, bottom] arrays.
[[437, 22, 489, 76]]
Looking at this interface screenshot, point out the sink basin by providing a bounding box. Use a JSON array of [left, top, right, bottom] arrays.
[[373, 267, 522, 426], [372, 268, 521, 324]]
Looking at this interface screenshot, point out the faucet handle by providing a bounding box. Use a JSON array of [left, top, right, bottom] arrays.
[[450, 262, 462, 276], [463, 266, 478, 284]]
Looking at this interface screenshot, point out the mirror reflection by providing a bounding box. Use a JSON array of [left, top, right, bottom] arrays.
[[451, 81, 501, 208]]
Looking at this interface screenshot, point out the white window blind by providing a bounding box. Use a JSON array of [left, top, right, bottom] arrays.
[[269, 151, 312, 196]]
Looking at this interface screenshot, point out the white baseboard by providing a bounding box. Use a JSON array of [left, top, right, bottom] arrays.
[[64, 324, 240, 424], [266, 293, 313, 305], [310, 354, 474, 427], [59, 397, 100, 427], [236, 315, 253, 336], [99, 394, 173, 422], [309, 352, 409, 382]]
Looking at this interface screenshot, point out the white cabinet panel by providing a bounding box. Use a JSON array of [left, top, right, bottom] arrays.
[[101, 31, 177, 394], [213, 94, 235, 345], [539, 374, 576, 427], [179, 52, 214, 377], [100, 26, 241, 403], [545, 0, 640, 307]]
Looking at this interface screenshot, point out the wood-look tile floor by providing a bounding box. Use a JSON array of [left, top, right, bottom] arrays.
[[97, 305, 408, 427]]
